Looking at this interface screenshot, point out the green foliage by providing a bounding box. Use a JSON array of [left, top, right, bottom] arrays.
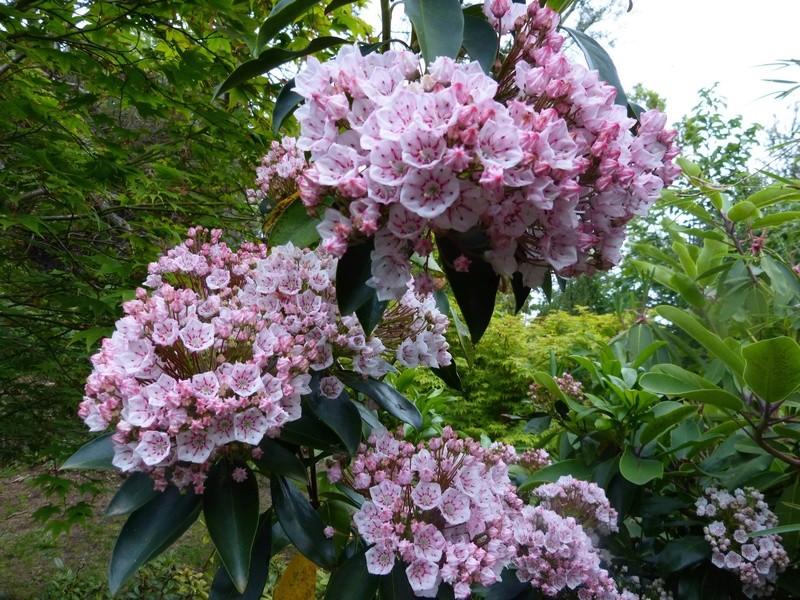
[[446, 308, 623, 439]]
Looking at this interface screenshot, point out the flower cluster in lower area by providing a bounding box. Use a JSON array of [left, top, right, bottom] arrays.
[[330, 428, 622, 599], [531, 475, 619, 539], [79, 229, 450, 492], [696, 486, 789, 598]]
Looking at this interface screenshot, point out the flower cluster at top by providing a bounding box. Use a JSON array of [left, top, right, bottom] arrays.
[[246, 137, 307, 207], [696, 486, 789, 598], [329, 427, 622, 599], [255, 0, 679, 301], [79, 229, 450, 492]]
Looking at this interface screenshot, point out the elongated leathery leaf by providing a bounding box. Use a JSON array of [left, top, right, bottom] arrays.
[[214, 37, 347, 99], [336, 239, 375, 317], [742, 336, 800, 403], [272, 79, 304, 134], [254, 439, 307, 483], [271, 474, 336, 569], [378, 560, 416, 600], [267, 198, 320, 247], [61, 433, 114, 470], [305, 374, 362, 455], [109, 487, 201, 595], [257, 0, 322, 51], [204, 462, 260, 593], [105, 472, 160, 517], [210, 510, 274, 600], [405, 0, 464, 65], [342, 375, 422, 430], [324, 547, 379, 600], [563, 27, 628, 107], [462, 15, 498, 74]]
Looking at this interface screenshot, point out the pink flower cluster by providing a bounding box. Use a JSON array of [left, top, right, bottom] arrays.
[[79, 229, 450, 492], [512, 504, 620, 599], [247, 137, 307, 206], [330, 427, 523, 598], [331, 428, 623, 598], [696, 486, 789, 598], [280, 0, 678, 300], [532, 475, 619, 539]]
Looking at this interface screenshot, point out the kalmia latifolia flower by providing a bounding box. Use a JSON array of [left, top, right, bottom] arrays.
[[696, 486, 789, 598], [532, 475, 619, 539], [270, 0, 679, 301], [79, 228, 450, 492], [331, 427, 523, 598], [246, 137, 307, 206]]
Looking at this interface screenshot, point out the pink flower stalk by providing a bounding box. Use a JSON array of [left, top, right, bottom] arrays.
[[272, 0, 679, 301], [332, 427, 524, 598], [696, 486, 789, 598], [79, 229, 450, 492]]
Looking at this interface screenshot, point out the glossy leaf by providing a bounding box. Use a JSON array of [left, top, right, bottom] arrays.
[[436, 234, 498, 343], [105, 472, 160, 517], [483, 570, 538, 600], [254, 439, 308, 483], [640, 365, 744, 410], [268, 199, 321, 247], [108, 487, 201, 595], [742, 336, 800, 403], [210, 510, 274, 600], [204, 462, 260, 593], [656, 305, 745, 376], [405, 0, 464, 65], [431, 361, 463, 391], [462, 15, 498, 74], [271, 475, 336, 569], [563, 27, 628, 107], [640, 405, 697, 446], [278, 411, 345, 453], [657, 536, 711, 574], [324, 547, 379, 600], [214, 37, 347, 99], [355, 291, 388, 337], [727, 200, 758, 222], [337, 239, 375, 317], [325, 0, 361, 12], [518, 459, 593, 492], [257, 0, 323, 50], [342, 376, 422, 430], [305, 376, 362, 455], [619, 447, 663, 485], [753, 210, 800, 228], [61, 433, 114, 470], [511, 271, 531, 313], [378, 560, 416, 600], [272, 79, 304, 134]]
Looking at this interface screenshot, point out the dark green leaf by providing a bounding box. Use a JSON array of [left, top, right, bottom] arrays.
[[278, 411, 345, 452], [619, 446, 663, 485], [462, 15, 498, 74], [436, 233, 498, 343], [108, 487, 201, 595], [337, 239, 375, 316], [257, 0, 324, 50], [483, 569, 538, 599], [214, 37, 347, 99], [378, 560, 415, 600], [105, 472, 160, 517], [324, 547, 379, 600], [271, 475, 336, 569], [518, 459, 593, 492], [405, 0, 464, 64], [204, 462, 260, 593], [431, 361, 463, 391], [511, 271, 531, 313], [61, 433, 114, 470], [305, 375, 363, 455], [640, 405, 697, 446], [254, 439, 308, 483], [342, 376, 422, 430], [272, 79, 304, 134], [210, 510, 274, 600], [657, 536, 711, 574], [355, 291, 388, 337], [563, 27, 627, 107], [267, 198, 321, 247], [325, 0, 360, 11], [523, 415, 551, 434], [742, 336, 800, 403]]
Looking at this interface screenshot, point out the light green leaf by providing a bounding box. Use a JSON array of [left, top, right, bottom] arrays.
[[640, 405, 697, 446], [619, 446, 663, 485], [405, 0, 464, 64], [752, 211, 800, 229], [267, 200, 321, 247], [742, 337, 800, 403]]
